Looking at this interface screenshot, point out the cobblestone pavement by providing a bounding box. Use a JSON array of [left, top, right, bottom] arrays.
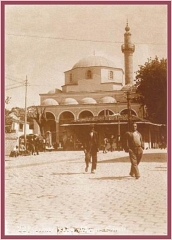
[[5, 149, 168, 236]]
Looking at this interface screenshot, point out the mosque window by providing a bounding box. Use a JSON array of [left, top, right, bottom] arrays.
[[87, 70, 92, 79], [70, 74, 72, 82], [19, 123, 23, 131], [109, 71, 113, 79]]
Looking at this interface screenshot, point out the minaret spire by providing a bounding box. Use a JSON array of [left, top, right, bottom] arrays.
[[121, 22, 135, 85]]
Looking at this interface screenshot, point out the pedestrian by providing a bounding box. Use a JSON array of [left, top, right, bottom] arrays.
[[103, 136, 108, 153], [62, 132, 68, 150], [30, 138, 35, 155], [124, 123, 144, 179], [42, 137, 46, 152], [34, 135, 40, 155], [10, 145, 19, 157], [109, 135, 114, 152], [19, 143, 26, 155], [84, 124, 99, 174]]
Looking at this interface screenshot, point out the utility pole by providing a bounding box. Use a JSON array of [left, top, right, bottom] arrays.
[[117, 113, 121, 151], [24, 76, 28, 150]]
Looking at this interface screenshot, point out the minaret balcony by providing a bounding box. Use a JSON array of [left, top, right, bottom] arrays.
[[121, 44, 135, 53]]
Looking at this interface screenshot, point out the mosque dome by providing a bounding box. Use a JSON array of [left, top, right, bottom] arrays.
[[42, 98, 59, 106], [101, 96, 117, 103], [62, 98, 78, 105], [81, 97, 97, 104], [47, 88, 62, 94], [72, 56, 116, 69]]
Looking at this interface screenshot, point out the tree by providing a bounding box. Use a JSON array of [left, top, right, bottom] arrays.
[[5, 96, 11, 104], [135, 56, 167, 124], [5, 109, 13, 132], [27, 106, 47, 136], [10, 107, 25, 121], [5, 107, 34, 133]]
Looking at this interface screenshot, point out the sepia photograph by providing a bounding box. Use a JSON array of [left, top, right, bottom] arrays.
[[2, 1, 170, 238]]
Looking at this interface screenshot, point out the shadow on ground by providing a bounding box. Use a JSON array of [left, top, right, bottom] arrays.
[[51, 172, 84, 176], [5, 153, 167, 170], [91, 176, 132, 181], [99, 153, 167, 164]]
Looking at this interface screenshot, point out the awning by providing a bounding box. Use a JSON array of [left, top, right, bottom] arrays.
[[60, 122, 127, 127], [60, 122, 165, 127]]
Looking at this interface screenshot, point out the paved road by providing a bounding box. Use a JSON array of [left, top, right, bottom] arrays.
[[5, 149, 168, 236]]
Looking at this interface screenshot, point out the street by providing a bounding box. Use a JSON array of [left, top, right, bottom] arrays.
[[4, 149, 168, 236]]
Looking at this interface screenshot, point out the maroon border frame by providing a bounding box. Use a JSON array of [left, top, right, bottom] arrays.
[[1, 1, 171, 239]]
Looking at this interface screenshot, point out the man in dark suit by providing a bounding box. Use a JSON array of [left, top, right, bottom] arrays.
[[84, 124, 99, 174], [124, 123, 144, 179]]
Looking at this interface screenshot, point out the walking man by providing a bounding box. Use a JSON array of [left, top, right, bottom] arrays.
[[34, 135, 40, 155], [103, 136, 108, 153], [84, 124, 99, 174], [124, 123, 144, 179], [109, 135, 114, 152]]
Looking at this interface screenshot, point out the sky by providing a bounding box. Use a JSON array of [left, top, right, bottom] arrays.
[[4, 3, 167, 109]]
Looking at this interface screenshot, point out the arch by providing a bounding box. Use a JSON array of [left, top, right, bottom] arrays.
[[120, 108, 137, 116], [44, 111, 56, 144], [46, 111, 55, 120], [98, 109, 114, 116], [58, 111, 76, 151], [59, 111, 75, 124], [78, 110, 94, 119]]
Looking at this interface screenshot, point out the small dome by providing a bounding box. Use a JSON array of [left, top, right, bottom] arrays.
[[81, 97, 97, 104], [48, 88, 62, 94], [72, 56, 116, 69], [62, 98, 78, 105], [48, 89, 56, 94], [42, 98, 59, 106], [101, 96, 117, 103]]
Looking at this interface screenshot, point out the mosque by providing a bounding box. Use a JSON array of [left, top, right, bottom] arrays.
[[34, 24, 164, 150]]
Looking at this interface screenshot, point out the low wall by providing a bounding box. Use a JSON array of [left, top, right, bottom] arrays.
[[5, 133, 18, 156]]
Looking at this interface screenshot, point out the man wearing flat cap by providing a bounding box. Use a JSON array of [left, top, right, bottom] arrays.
[[84, 124, 99, 174]]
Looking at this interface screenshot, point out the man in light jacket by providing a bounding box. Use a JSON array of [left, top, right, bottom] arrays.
[[124, 123, 144, 179]]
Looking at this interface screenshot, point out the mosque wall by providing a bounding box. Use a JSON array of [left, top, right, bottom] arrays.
[[36, 102, 141, 122]]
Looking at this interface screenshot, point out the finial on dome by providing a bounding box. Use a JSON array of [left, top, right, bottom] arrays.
[[125, 19, 130, 32]]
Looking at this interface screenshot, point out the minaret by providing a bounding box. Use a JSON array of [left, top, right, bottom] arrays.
[[121, 22, 135, 85]]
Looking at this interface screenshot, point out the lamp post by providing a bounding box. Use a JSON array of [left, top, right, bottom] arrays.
[[117, 113, 121, 151], [114, 113, 121, 151]]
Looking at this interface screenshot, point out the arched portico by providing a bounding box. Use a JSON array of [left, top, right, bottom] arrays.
[[44, 112, 56, 145], [78, 110, 94, 119], [98, 109, 114, 116], [120, 108, 137, 116], [59, 111, 75, 150]]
